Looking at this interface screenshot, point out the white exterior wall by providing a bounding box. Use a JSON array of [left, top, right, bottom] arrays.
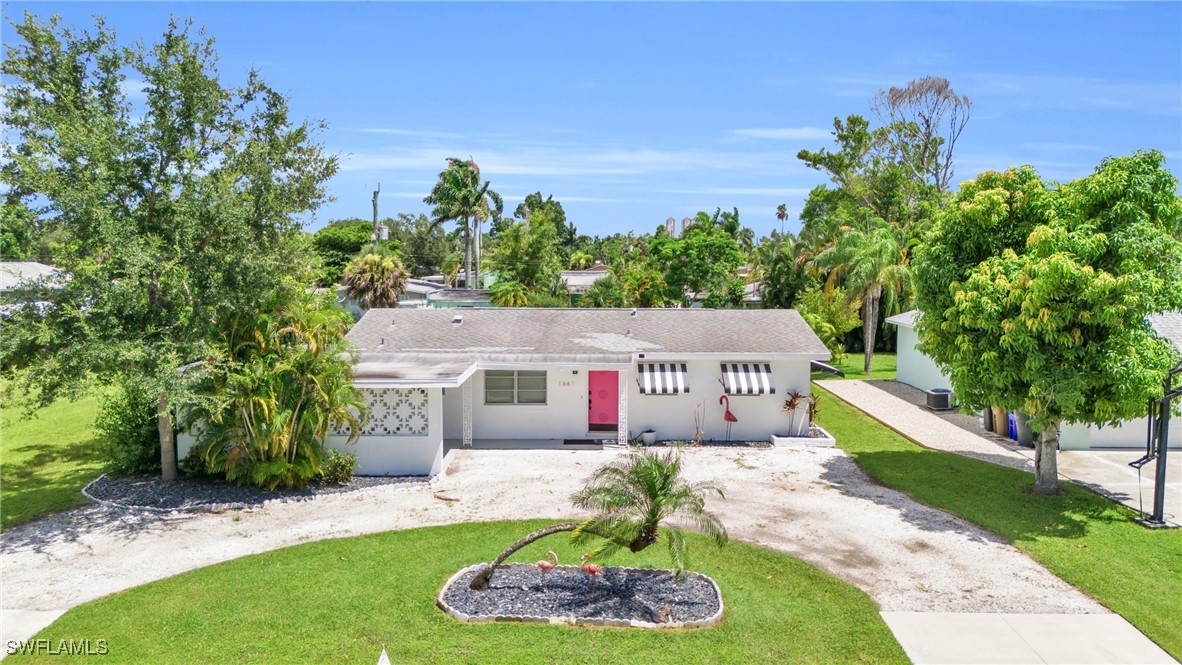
[[442, 369, 601, 440], [896, 322, 1180, 450], [1060, 419, 1181, 450], [327, 387, 444, 475], [627, 359, 812, 441], [895, 325, 953, 393], [438, 360, 815, 442]]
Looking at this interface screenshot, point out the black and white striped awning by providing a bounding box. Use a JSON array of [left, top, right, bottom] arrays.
[[637, 363, 689, 394], [720, 363, 776, 395]]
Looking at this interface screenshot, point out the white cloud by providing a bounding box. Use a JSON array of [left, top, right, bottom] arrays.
[[340, 145, 801, 177], [660, 187, 814, 197], [119, 79, 149, 102], [354, 128, 463, 140], [733, 127, 832, 140]]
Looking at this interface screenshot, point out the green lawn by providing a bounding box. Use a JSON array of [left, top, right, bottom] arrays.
[[18, 521, 907, 664], [1, 394, 105, 530], [812, 352, 896, 381], [814, 384, 1182, 660]]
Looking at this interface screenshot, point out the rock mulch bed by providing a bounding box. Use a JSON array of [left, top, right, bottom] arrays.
[[83, 473, 429, 512], [437, 563, 724, 629]]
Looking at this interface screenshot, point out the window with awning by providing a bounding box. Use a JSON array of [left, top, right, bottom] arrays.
[[637, 363, 689, 394], [720, 363, 775, 395]]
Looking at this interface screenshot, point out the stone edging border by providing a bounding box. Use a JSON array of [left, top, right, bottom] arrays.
[[436, 562, 725, 630]]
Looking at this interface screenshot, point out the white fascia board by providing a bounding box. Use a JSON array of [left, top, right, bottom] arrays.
[[634, 352, 829, 362], [353, 362, 478, 389], [475, 360, 632, 371]]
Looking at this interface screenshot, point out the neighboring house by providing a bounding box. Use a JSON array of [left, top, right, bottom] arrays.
[[335, 279, 444, 317], [425, 288, 493, 309], [314, 308, 828, 475], [888, 309, 1182, 450], [686, 281, 762, 309], [885, 310, 952, 394], [560, 268, 611, 299], [0, 261, 65, 312]]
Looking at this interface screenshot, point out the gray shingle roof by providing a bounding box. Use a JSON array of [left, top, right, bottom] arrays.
[[0, 261, 64, 291], [885, 310, 920, 328], [1148, 311, 1182, 356], [347, 308, 829, 363]]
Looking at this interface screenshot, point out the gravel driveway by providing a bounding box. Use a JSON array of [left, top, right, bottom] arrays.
[[0, 445, 1105, 646]]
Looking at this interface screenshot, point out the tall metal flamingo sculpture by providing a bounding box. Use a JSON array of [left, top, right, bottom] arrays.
[[719, 395, 738, 442]]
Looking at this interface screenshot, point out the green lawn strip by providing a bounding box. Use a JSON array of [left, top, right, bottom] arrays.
[[811, 353, 897, 381], [814, 384, 1182, 659], [20, 520, 906, 664], [1, 394, 105, 530]]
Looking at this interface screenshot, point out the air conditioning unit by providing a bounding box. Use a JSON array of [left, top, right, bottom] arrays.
[[925, 388, 954, 411]]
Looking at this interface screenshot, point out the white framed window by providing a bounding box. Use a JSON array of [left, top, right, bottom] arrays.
[[485, 370, 547, 405]]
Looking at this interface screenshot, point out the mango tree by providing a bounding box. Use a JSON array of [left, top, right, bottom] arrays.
[[913, 152, 1182, 494]]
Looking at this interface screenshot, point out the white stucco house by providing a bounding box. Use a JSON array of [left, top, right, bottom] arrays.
[[317, 308, 830, 476], [887, 309, 1182, 450]]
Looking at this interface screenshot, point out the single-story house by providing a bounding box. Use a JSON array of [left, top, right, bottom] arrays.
[[335, 279, 445, 316], [320, 308, 829, 475], [425, 288, 493, 309], [887, 309, 1182, 450], [560, 267, 611, 295], [0, 260, 65, 308]]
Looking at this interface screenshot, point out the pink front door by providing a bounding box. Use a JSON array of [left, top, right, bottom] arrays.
[[588, 371, 619, 431]]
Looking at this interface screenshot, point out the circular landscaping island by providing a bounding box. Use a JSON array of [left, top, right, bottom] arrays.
[[23, 521, 907, 663], [438, 563, 723, 629]]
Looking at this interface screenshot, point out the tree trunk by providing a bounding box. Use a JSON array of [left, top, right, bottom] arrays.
[[158, 395, 177, 481], [468, 522, 615, 590], [862, 291, 880, 376], [473, 219, 481, 288], [1033, 420, 1060, 494], [463, 220, 472, 288]]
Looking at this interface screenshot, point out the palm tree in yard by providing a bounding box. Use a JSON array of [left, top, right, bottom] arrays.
[[424, 158, 503, 288], [490, 279, 529, 307], [341, 251, 408, 309], [468, 448, 727, 589], [816, 224, 911, 375]]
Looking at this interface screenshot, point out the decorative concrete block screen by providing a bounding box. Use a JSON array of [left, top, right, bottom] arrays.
[[333, 388, 429, 437]]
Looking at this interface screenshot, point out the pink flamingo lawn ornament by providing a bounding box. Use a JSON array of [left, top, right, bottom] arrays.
[[719, 395, 738, 442], [581, 553, 604, 587], [535, 550, 558, 591]]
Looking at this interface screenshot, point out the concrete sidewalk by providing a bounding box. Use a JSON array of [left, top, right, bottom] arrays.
[[820, 379, 1178, 664], [882, 613, 1176, 664]]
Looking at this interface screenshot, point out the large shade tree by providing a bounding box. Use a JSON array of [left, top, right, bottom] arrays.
[[423, 158, 502, 288], [0, 15, 336, 480], [913, 152, 1182, 494]]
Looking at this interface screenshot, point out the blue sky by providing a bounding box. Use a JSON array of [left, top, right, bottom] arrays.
[[4, 2, 1180, 238]]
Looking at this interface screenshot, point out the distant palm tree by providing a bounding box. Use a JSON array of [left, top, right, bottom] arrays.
[[490, 279, 529, 307], [816, 224, 910, 375], [569, 250, 593, 270], [424, 158, 503, 288], [776, 203, 789, 234], [341, 252, 408, 310]]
